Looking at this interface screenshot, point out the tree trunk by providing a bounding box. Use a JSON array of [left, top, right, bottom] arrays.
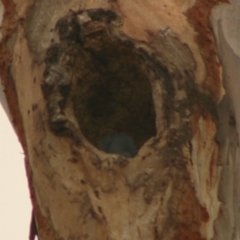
[[0, 0, 239, 239]]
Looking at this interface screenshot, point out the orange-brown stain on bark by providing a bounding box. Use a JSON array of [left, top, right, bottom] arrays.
[[178, 228, 205, 240], [0, 1, 26, 148], [186, 0, 228, 101], [165, 161, 208, 239], [33, 203, 57, 240], [201, 206, 210, 222], [0, 2, 47, 239]]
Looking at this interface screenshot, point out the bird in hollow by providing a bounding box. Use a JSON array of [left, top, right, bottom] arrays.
[[98, 133, 137, 157]]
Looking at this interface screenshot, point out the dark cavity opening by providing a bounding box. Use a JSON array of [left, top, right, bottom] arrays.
[[72, 29, 156, 151]]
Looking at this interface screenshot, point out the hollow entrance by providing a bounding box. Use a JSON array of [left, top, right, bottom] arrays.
[[71, 22, 156, 150]]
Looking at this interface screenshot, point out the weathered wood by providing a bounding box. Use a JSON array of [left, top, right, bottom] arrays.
[[1, 1, 239, 240]]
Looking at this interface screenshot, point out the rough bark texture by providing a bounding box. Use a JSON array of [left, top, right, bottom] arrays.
[[1, 0, 239, 240]]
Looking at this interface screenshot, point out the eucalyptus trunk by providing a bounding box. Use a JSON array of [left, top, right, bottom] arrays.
[[0, 0, 239, 240]]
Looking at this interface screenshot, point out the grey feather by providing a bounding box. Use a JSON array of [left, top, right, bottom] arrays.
[[98, 133, 137, 157]]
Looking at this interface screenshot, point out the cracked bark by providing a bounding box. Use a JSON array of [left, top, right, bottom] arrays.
[[1, 1, 239, 240]]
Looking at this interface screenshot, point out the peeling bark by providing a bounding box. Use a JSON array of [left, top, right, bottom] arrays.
[[0, 0, 238, 240]]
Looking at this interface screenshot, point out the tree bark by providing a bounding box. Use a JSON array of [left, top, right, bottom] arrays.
[[0, 0, 239, 240]]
